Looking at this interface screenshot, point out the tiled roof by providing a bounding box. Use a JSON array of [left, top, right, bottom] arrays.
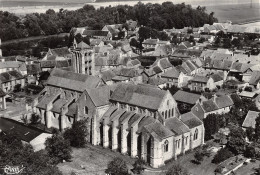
[[249, 71, 260, 86], [201, 99, 218, 112], [83, 30, 110, 37], [143, 39, 158, 45], [215, 95, 234, 108], [76, 41, 91, 49], [100, 69, 116, 82], [85, 85, 111, 107], [211, 73, 223, 82], [47, 68, 101, 92], [40, 60, 56, 68], [239, 91, 257, 98], [0, 70, 23, 83], [173, 90, 201, 105], [147, 77, 167, 86], [144, 121, 174, 140], [190, 75, 209, 83], [180, 112, 203, 128], [117, 68, 140, 78], [165, 117, 190, 135], [242, 110, 260, 128], [110, 83, 166, 110], [161, 67, 180, 79], [0, 117, 50, 142], [50, 47, 71, 57]]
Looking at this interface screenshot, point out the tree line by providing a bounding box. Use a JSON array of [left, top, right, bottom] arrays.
[[0, 2, 218, 41]]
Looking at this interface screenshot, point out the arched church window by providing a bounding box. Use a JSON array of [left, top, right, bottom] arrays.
[[194, 129, 198, 140], [164, 140, 169, 152]]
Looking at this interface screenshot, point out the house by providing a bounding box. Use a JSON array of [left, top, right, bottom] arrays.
[[97, 83, 204, 168], [151, 57, 173, 73], [178, 41, 193, 49], [242, 110, 260, 129], [82, 30, 112, 40], [142, 38, 159, 50], [161, 67, 180, 87], [102, 24, 126, 39], [188, 76, 209, 92], [26, 63, 42, 84], [249, 71, 260, 89], [191, 95, 234, 120], [173, 90, 206, 110], [0, 61, 27, 75], [239, 91, 258, 99], [142, 66, 163, 83], [147, 77, 168, 89], [98, 69, 116, 85], [90, 39, 105, 47], [43, 47, 72, 60], [112, 67, 142, 84], [0, 117, 52, 151], [0, 70, 25, 92], [126, 59, 141, 68]]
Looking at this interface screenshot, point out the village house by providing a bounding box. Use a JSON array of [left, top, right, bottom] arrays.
[[112, 67, 142, 84], [142, 66, 163, 84], [151, 57, 173, 73], [248, 71, 260, 89], [0, 60, 27, 75], [43, 47, 72, 61], [173, 90, 206, 111], [0, 88, 6, 110], [102, 24, 126, 39], [82, 30, 112, 40], [161, 67, 180, 87], [191, 95, 234, 120], [0, 70, 25, 92]]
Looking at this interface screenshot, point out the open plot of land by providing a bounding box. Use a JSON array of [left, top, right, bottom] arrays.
[[206, 3, 260, 24]]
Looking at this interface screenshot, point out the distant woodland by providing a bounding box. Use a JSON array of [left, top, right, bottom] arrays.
[[0, 2, 218, 41]]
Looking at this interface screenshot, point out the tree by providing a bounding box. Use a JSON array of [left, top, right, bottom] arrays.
[[223, 38, 232, 48], [105, 157, 130, 175], [246, 127, 255, 141], [166, 163, 189, 175], [212, 148, 234, 164], [203, 114, 221, 140], [64, 119, 89, 148], [227, 127, 246, 155], [244, 145, 256, 158], [0, 132, 62, 175], [255, 114, 260, 141], [30, 113, 41, 125], [45, 133, 72, 164], [132, 159, 146, 174], [194, 150, 204, 164]]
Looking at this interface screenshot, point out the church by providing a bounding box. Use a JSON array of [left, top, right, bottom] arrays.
[[33, 69, 204, 168]]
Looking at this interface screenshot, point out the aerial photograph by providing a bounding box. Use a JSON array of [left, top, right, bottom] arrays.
[[0, 0, 259, 174]]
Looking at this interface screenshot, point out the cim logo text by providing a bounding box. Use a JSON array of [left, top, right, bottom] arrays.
[[2, 165, 25, 175]]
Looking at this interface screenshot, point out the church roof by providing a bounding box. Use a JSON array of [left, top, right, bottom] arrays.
[[110, 83, 166, 110], [180, 112, 203, 129], [47, 68, 101, 92]]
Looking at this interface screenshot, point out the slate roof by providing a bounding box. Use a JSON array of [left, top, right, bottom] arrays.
[[117, 68, 141, 78], [110, 83, 166, 110], [165, 117, 190, 135], [0, 117, 50, 143], [180, 112, 203, 128], [249, 71, 260, 86], [147, 77, 167, 86], [47, 68, 101, 92], [0, 70, 23, 83], [242, 110, 260, 128], [173, 90, 201, 105], [161, 67, 180, 79]]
